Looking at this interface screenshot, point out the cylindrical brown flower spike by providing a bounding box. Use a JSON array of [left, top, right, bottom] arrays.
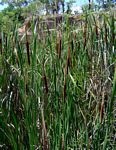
[[95, 25, 99, 40], [63, 77, 67, 100], [56, 32, 62, 59], [26, 33, 30, 65], [83, 23, 87, 49], [0, 37, 2, 54]]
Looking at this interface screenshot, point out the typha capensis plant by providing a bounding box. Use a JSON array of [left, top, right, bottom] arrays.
[[0, 10, 116, 149]]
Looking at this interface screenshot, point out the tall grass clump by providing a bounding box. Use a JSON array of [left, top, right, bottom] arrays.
[[0, 10, 116, 149]]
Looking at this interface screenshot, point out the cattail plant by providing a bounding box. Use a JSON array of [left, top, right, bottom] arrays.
[[0, 9, 115, 150]]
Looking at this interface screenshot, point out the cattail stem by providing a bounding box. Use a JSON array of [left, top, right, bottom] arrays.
[[41, 108, 49, 150]]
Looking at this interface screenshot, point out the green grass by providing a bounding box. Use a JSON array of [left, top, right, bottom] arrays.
[[0, 11, 116, 150]]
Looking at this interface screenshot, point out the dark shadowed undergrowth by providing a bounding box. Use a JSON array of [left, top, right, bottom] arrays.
[[0, 11, 116, 150]]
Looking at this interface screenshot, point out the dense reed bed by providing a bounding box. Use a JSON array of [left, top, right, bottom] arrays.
[[0, 11, 116, 149]]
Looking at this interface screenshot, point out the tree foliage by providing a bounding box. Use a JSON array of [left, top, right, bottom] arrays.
[[0, 0, 33, 7], [96, 0, 116, 9]]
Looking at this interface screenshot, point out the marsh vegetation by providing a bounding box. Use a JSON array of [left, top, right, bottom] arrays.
[[0, 3, 116, 150]]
